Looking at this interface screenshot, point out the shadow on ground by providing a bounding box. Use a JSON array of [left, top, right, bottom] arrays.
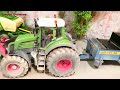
[[82, 59, 120, 69]]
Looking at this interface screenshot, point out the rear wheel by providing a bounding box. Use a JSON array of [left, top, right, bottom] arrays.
[[46, 47, 80, 77], [0, 55, 29, 78]]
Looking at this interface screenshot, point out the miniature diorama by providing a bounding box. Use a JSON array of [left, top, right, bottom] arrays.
[[0, 11, 120, 79]]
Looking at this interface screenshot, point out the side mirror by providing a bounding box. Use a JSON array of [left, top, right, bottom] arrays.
[[32, 18, 39, 36]]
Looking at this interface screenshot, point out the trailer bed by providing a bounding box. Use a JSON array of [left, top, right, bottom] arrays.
[[97, 39, 119, 50]]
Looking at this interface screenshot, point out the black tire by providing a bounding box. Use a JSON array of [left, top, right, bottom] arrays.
[[46, 47, 80, 77], [94, 65, 99, 69], [0, 55, 29, 78]]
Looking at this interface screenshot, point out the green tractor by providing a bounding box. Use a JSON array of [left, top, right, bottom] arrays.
[[0, 17, 80, 78]]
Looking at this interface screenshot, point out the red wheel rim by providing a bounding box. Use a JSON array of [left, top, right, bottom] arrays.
[[56, 58, 72, 72], [6, 63, 21, 73]]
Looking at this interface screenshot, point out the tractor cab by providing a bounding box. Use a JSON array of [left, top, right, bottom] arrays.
[[33, 18, 67, 47]]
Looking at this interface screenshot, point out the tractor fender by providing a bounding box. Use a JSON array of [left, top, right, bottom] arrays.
[[9, 50, 31, 67], [46, 43, 78, 55]]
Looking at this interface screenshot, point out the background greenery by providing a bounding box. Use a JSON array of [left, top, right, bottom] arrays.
[[72, 11, 92, 38]]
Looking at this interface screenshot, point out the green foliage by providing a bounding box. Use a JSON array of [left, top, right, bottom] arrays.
[[72, 11, 92, 38]]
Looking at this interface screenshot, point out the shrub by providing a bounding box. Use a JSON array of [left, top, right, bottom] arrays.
[[72, 11, 92, 38]]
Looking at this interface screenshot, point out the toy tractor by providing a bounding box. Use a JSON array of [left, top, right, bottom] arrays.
[[0, 17, 80, 78]]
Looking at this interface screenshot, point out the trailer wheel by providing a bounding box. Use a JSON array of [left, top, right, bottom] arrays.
[[46, 47, 80, 77], [0, 55, 29, 78], [94, 60, 103, 68], [94, 65, 99, 68]]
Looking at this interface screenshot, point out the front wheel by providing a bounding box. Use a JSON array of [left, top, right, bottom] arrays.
[[46, 47, 80, 77], [0, 55, 29, 78]]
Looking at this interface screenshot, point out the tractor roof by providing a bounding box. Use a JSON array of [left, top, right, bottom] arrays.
[[36, 18, 65, 27]]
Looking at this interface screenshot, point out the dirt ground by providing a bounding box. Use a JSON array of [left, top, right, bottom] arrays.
[[0, 39, 120, 79]]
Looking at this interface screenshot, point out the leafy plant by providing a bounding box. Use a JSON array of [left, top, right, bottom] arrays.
[[72, 11, 92, 38]]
